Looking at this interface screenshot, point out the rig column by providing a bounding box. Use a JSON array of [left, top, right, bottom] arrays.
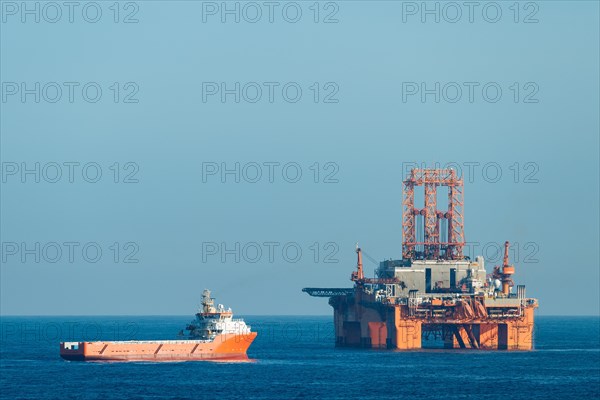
[[368, 322, 387, 348], [386, 306, 422, 350], [499, 307, 535, 350], [477, 324, 500, 349]]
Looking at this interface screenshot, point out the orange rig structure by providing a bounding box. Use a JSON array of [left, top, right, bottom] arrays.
[[304, 168, 538, 350]]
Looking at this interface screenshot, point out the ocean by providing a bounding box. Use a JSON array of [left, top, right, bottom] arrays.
[[1, 316, 598, 400]]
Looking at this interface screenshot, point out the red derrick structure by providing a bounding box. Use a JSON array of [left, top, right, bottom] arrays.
[[402, 168, 465, 260]]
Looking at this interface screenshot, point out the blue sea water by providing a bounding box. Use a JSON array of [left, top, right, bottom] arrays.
[[1, 316, 599, 400]]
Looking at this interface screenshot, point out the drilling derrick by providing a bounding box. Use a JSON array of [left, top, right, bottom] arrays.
[[402, 168, 464, 260], [304, 168, 538, 351]]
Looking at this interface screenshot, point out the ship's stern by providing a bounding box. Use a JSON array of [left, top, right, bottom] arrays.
[[60, 342, 85, 361]]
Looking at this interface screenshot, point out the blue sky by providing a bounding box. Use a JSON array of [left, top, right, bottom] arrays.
[[1, 1, 598, 315]]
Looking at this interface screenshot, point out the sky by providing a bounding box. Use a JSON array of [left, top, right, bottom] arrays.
[[1, 1, 598, 316]]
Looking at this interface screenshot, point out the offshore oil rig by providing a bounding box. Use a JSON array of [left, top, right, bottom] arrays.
[[304, 168, 538, 350]]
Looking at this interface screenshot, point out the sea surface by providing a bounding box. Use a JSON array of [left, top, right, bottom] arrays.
[[1, 316, 598, 400]]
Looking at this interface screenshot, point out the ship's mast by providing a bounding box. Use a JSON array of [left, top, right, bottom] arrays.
[[201, 289, 216, 313]]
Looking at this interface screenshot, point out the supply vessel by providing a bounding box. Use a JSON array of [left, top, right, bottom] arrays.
[[304, 168, 538, 350], [60, 290, 257, 361]]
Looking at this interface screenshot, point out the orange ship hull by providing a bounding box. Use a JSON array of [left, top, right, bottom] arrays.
[[60, 333, 257, 362]]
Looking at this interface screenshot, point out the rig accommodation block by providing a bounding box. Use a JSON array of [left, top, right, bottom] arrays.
[[304, 168, 538, 350]]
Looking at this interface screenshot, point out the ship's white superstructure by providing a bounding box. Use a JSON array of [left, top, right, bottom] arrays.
[[185, 289, 252, 340]]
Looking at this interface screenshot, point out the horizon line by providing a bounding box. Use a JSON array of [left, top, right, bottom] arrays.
[[1, 314, 599, 317]]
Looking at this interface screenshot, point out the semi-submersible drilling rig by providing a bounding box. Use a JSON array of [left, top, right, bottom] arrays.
[[304, 168, 538, 350]]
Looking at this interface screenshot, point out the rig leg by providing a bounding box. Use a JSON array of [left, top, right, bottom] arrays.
[[463, 324, 480, 349], [477, 324, 499, 349], [446, 325, 471, 349], [498, 308, 535, 350], [368, 322, 387, 348], [341, 321, 361, 346], [445, 324, 498, 349], [387, 307, 422, 349]]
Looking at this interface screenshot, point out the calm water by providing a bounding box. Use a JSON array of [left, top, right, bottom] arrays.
[[1, 316, 599, 400]]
